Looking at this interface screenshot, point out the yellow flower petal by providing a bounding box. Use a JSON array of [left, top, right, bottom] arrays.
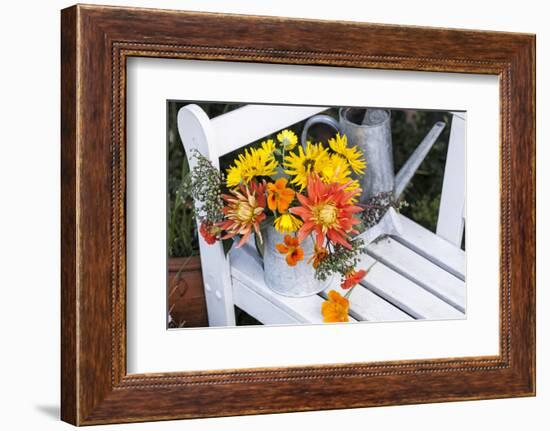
[[328, 133, 366, 175], [226, 147, 278, 188], [260, 139, 276, 155], [277, 129, 298, 150], [274, 213, 303, 234], [283, 142, 330, 191]]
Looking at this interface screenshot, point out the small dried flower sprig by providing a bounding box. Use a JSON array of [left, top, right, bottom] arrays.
[[190, 150, 224, 223], [314, 237, 368, 283], [190, 150, 225, 243], [361, 191, 408, 229]]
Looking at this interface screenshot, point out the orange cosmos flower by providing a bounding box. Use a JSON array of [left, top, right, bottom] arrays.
[[321, 290, 349, 323], [219, 180, 266, 248], [290, 174, 362, 250], [307, 243, 328, 269], [267, 178, 295, 213], [275, 235, 304, 266], [341, 269, 367, 290]]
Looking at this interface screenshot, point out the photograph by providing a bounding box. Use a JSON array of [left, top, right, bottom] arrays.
[[167, 101, 466, 328]]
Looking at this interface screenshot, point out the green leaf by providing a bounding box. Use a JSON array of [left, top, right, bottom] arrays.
[[222, 238, 233, 257], [254, 233, 265, 259]]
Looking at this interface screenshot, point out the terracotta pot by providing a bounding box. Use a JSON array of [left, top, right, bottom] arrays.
[[168, 256, 208, 328]]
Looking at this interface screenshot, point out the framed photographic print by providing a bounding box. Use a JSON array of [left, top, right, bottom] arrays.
[[61, 4, 536, 425]]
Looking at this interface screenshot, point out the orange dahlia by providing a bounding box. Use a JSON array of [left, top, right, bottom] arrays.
[[267, 178, 295, 213], [341, 269, 367, 290], [321, 290, 350, 323], [290, 174, 362, 249], [219, 181, 266, 248], [275, 235, 304, 266]]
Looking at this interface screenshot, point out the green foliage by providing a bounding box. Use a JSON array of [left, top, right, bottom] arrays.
[[315, 238, 368, 282], [167, 102, 197, 257], [392, 110, 451, 232]]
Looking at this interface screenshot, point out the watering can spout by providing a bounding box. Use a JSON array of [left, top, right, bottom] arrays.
[[301, 109, 446, 202], [394, 121, 446, 199]]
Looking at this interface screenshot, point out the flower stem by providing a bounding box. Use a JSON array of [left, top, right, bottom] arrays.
[[344, 284, 356, 299], [344, 260, 378, 299]]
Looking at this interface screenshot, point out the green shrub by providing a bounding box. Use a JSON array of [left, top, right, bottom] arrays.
[[392, 110, 451, 232]]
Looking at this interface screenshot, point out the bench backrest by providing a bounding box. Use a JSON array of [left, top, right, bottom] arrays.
[[436, 112, 466, 247]]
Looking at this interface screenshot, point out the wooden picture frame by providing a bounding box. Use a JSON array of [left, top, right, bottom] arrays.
[[61, 4, 535, 425]]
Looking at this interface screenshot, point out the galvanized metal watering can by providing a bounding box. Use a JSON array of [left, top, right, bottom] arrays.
[[301, 108, 446, 203]]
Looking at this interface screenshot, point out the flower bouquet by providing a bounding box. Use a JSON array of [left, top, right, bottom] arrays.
[[191, 129, 376, 322]]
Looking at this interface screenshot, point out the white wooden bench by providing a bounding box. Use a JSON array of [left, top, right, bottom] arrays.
[[178, 104, 466, 326]]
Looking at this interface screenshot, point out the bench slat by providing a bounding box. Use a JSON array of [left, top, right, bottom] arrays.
[[322, 278, 413, 322], [230, 245, 357, 324], [232, 279, 301, 325], [393, 213, 465, 280], [366, 236, 466, 313], [350, 249, 464, 320], [211, 105, 327, 156]]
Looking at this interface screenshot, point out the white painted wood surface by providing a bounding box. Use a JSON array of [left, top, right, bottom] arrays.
[[394, 213, 465, 280], [367, 237, 465, 313], [231, 244, 357, 324], [232, 279, 300, 325], [350, 246, 463, 320], [437, 112, 466, 246], [211, 104, 327, 155], [361, 207, 403, 245], [323, 279, 413, 322]]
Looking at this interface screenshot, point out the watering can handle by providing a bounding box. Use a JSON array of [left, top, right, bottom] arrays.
[[301, 114, 341, 147]]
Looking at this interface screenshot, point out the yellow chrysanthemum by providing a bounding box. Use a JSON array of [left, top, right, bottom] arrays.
[[320, 154, 361, 200], [260, 139, 276, 155], [343, 179, 362, 199], [274, 213, 303, 234], [226, 147, 278, 188], [320, 154, 352, 185], [283, 142, 330, 191], [328, 133, 366, 175], [277, 129, 298, 150]]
